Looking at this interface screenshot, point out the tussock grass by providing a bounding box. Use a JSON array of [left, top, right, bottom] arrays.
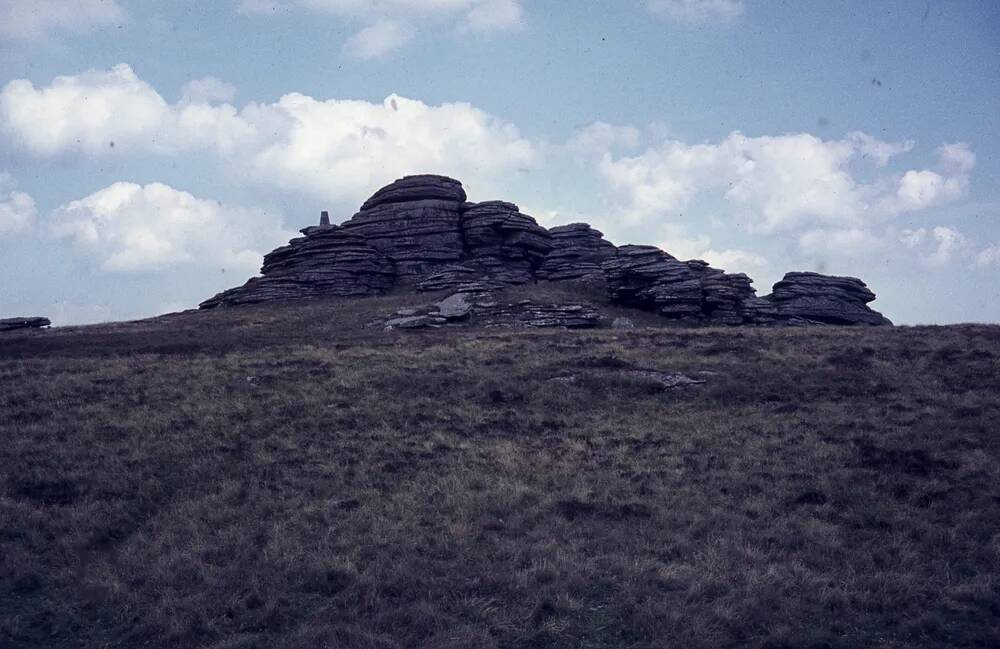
[[1, 292, 999, 648]]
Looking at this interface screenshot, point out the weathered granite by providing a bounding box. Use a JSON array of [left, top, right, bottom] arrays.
[[0, 317, 51, 332], [537, 223, 616, 284], [200, 174, 891, 326], [761, 272, 892, 326]]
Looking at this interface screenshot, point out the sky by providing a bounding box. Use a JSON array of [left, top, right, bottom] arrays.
[[0, 0, 998, 325]]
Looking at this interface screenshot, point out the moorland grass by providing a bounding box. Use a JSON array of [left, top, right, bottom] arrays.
[[1, 289, 998, 648]]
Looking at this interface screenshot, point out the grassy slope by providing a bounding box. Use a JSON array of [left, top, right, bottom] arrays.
[[1, 287, 999, 649]]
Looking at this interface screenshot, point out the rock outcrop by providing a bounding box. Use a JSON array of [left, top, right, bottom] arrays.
[[748, 272, 892, 326], [200, 174, 891, 326], [536, 223, 616, 284], [0, 317, 51, 332]]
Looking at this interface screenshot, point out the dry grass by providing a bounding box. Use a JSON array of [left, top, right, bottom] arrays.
[[1, 289, 999, 648]]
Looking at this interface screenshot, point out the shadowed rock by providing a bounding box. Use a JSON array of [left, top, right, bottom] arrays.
[[200, 174, 891, 326], [537, 223, 616, 284], [0, 317, 51, 332], [757, 272, 892, 326]]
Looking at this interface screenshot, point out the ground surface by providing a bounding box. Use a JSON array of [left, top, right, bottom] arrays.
[[2, 287, 999, 648]]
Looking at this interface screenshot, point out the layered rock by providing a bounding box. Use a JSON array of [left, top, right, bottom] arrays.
[[200, 227, 394, 308], [536, 223, 616, 284], [758, 272, 892, 326], [602, 246, 708, 322], [200, 174, 891, 326], [0, 317, 51, 332]]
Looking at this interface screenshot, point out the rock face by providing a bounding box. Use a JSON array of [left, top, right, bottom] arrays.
[[200, 174, 891, 326], [755, 272, 892, 326], [536, 223, 616, 284], [0, 317, 51, 332]]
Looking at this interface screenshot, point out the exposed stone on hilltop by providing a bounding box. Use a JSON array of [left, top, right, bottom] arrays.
[[536, 223, 616, 285], [755, 272, 892, 326], [200, 174, 892, 326], [0, 317, 51, 332], [200, 227, 393, 308]]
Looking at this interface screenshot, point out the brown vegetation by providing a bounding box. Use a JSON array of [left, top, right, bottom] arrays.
[[2, 288, 998, 648]]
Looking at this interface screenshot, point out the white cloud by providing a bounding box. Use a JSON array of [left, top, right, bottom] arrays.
[[900, 225, 970, 268], [0, 65, 537, 205], [938, 141, 975, 174], [343, 19, 415, 59], [0, 172, 36, 235], [848, 131, 914, 167], [0, 64, 171, 156], [880, 142, 974, 214], [181, 77, 237, 104], [657, 223, 768, 275], [50, 182, 294, 272], [925, 226, 970, 268], [646, 0, 744, 23], [700, 248, 768, 273], [247, 92, 537, 203], [975, 244, 1000, 267], [459, 0, 523, 32], [601, 131, 866, 232], [0, 0, 126, 41], [599, 131, 975, 235], [239, 0, 524, 57], [567, 122, 642, 154]]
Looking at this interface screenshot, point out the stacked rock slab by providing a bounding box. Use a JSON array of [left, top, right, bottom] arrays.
[[341, 175, 467, 282], [757, 272, 892, 326], [536, 223, 616, 285], [199, 225, 394, 308], [602, 246, 708, 322], [199, 174, 891, 326], [0, 317, 51, 332]]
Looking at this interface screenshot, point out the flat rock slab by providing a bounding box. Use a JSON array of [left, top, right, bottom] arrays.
[[436, 293, 473, 319], [0, 317, 51, 332]]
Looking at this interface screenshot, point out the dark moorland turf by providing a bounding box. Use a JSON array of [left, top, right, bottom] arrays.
[[1, 286, 999, 648]]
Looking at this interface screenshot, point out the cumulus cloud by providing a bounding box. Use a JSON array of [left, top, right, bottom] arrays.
[[0, 172, 36, 235], [900, 225, 970, 268], [600, 131, 866, 232], [0, 0, 126, 41], [848, 131, 914, 167], [343, 19, 415, 59], [598, 131, 975, 243], [0, 65, 537, 204], [50, 182, 294, 272], [645, 0, 744, 23], [0, 64, 171, 156], [880, 142, 974, 214]]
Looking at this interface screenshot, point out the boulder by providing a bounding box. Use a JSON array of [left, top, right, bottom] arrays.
[[435, 293, 474, 320], [757, 272, 892, 326], [0, 317, 51, 332]]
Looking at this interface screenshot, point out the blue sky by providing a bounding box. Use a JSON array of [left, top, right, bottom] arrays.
[[0, 0, 998, 324]]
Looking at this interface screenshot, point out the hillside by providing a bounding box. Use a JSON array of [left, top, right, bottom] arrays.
[[2, 285, 998, 648]]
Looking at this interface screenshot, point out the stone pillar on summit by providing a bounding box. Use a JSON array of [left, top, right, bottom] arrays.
[[320, 211, 331, 226]]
